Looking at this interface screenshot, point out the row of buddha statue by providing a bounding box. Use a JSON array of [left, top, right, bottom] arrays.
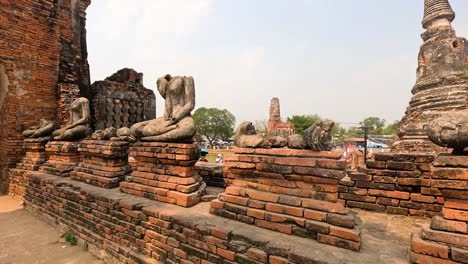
[[23, 74, 196, 143]]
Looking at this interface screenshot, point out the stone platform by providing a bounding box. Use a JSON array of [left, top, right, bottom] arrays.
[[39, 141, 81, 177], [120, 142, 206, 207], [22, 171, 429, 263], [9, 138, 50, 197], [410, 154, 468, 263], [211, 148, 361, 251], [71, 140, 131, 188]]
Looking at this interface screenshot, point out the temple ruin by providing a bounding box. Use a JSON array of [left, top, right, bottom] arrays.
[[393, 0, 468, 153], [268, 97, 295, 138], [0, 0, 467, 263]]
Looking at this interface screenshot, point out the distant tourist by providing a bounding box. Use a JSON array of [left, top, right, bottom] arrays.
[[216, 154, 223, 164], [200, 148, 209, 162]]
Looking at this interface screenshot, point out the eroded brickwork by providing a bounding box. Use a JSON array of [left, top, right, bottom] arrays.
[[339, 153, 444, 218], [0, 0, 91, 193], [211, 148, 361, 251]]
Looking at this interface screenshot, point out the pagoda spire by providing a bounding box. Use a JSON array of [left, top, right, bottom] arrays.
[[423, 0, 455, 29]]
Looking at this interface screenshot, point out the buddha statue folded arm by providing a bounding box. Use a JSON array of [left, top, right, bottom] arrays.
[[52, 97, 91, 141], [22, 119, 56, 138], [130, 74, 196, 142]]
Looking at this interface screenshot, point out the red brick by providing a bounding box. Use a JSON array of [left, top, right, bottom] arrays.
[[445, 199, 468, 211], [222, 194, 249, 206], [410, 252, 456, 264], [411, 193, 435, 203], [247, 248, 268, 262], [217, 248, 236, 261], [431, 215, 467, 234], [245, 189, 279, 203], [247, 209, 266, 219], [266, 203, 303, 217], [302, 198, 348, 214], [208, 227, 228, 241], [329, 226, 360, 242], [422, 224, 468, 247], [210, 199, 225, 209], [411, 232, 449, 259], [269, 255, 291, 264], [304, 209, 327, 221], [317, 234, 360, 251], [255, 219, 292, 234], [452, 247, 468, 263], [442, 207, 468, 222]]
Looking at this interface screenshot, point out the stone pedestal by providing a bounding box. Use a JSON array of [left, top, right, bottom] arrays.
[[411, 154, 468, 263], [210, 148, 361, 251], [71, 140, 131, 188], [195, 162, 226, 187], [9, 138, 49, 197], [120, 142, 205, 207], [39, 141, 81, 177]]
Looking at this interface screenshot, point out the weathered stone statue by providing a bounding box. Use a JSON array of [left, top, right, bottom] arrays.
[[234, 122, 267, 148], [52, 97, 91, 141], [287, 134, 307, 149], [304, 120, 335, 151], [130, 74, 196, 142], [427, 110, 468, 154], [91, 127, 117, 140], [22, 119, 56, 139]]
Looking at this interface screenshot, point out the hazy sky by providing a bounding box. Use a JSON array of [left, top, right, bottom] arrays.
[[86, 0, 468, 127]]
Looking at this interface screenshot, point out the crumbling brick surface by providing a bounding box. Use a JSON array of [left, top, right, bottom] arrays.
[[38, 141, 82, 177], [71, 140, 131, 189], [22, 172, 406, 264], [195, 162, 226, 187], [120, 142, 206, 207], [211, 147, 361, 251], [8, 139, 49, 198], [339, 153, 443, 218], [90, 68, 156, 131], [0, 0, 91, 193], [410, 155, 468, 264]]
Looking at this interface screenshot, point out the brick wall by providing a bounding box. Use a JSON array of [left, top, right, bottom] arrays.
[[339, 153, 443, 217], [195, 163, 226, 187], [24, 172, 362, 264], [0, 0, 90, 193]]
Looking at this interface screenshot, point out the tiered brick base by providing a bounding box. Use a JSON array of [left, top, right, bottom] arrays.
[[339, 153, 442, 217], [120, 142, 205, 207], [210, 148, 361, 251], [71, 140, 131, 188], [39, 141, 81, 177], [195, 162, 226, 187], [411, 154, 468, 263], [8, 138, 49, 197]]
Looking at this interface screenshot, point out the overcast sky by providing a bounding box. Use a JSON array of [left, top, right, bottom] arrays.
[[86, 0, 468, 127]]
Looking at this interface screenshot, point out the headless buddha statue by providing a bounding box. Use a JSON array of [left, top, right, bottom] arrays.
[[22, 119, 56, 139], [130, 74, 196, 142], [52, 97, 91, 141]]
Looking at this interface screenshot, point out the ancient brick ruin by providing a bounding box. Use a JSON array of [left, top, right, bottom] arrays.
[[393, 0, 468, 153], [1, 0, 468, 263], [91, 69, 156, 131], [267, 98, 294, 137], [0, 0, 91, 193]]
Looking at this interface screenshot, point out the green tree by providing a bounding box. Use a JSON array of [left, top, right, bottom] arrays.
[[287, 114, 322, 135], [359, 117, 386, 134], [193, 107, 236, 145], [382, 120, 401, 136]]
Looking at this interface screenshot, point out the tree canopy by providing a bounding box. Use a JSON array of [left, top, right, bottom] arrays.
[[193, 107, 236, 145], [287, 114, 322, 135]]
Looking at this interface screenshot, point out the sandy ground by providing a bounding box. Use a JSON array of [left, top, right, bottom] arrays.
[[0, 195, 103, 264]]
